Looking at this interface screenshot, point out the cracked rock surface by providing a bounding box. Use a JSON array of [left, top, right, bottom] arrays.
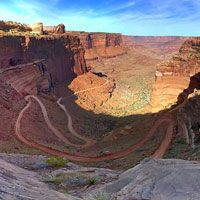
[[87, 158, 200, 200], [1, 155, 200, 200], [0, 158, 81, 200]]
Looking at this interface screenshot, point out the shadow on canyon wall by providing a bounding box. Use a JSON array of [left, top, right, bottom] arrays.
[[177, 72, 200, 105], [54, 71, 200, 144]]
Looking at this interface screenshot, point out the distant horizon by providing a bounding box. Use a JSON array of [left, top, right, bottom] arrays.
[[0, 0, 200, 36]]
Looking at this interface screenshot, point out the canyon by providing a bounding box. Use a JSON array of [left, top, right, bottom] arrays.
[[151, 38, 200, 111], [1, 21, 200, 199]]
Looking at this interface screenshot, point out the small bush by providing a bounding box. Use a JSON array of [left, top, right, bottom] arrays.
[[45, 174, 65, 185], [88, 177, 98, 185], [46, 156, 68, 168]]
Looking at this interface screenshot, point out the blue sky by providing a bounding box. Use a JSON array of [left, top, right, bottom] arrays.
[[0, 0, 200, 36]]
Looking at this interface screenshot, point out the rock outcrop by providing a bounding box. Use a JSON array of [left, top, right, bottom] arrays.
[[31, 22, 44, 35], [0, 158, 81, 200], [68, 72, 115, 112], [54, 24, 65, 34], [87, 158, 200, 200], [67, 32, 125, 60], [0, 20, 31, 32], [2, 155, 200, 200], [151, 37, 200, 111], [0, 34, 87, 95]]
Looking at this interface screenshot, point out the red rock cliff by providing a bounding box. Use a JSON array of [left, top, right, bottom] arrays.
[[122, 36, 190, 54], [151, 37, 200, 111], [66, 31, 125, 60], [0, 35, 87, 84]]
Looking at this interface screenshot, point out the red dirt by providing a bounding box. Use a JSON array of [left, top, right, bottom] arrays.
[[16, 97, 172, 162]]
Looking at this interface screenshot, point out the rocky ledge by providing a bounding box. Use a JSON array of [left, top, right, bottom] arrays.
[[1, 154, 200, 200], [151, 37, 200, 111]]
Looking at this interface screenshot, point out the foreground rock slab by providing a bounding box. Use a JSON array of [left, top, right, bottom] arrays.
[[1, 155, 200, 200], [88, 158, 200, 200], [0, 158, 81, 200]]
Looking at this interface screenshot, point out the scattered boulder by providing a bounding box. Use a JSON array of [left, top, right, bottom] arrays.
[[54, 24, 65, 34], [31, 22, 43, 34]]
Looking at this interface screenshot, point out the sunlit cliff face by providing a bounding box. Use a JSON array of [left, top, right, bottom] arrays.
[[151, 38, 200, 113], [69, 36, 191, 116]]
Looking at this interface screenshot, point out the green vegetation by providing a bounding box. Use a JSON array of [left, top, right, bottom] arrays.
[[44, 173, 65, 185], [165, 137, 189, 158], [92, 192, 107, 200], [88, 177, 98, 185], [46, 156, 68, 168], [165, 135, 200, 160], [43, 172, 99, 188]]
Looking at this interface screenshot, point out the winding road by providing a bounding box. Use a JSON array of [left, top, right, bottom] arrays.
[[57, 98, 95, 147], [152, 118, 174, 159], [15, 96, 174, 162], [23, 95, 92, 148], [152, 99, 188, 159], [13, 70, 183, 162], [55, 78, 110, 146]]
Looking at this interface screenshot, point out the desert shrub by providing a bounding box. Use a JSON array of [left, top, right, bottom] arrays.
[[88, 177, 98, 185], [43, 172, 99, 188], [46, 156, 68, 167], [44, 173, 65, 185]]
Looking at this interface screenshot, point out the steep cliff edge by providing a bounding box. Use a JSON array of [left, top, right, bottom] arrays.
[[0, 34, 89, 98], [0, 34, 87, 86], [66, 31, 125, 60], [151, 37, 200, 111]]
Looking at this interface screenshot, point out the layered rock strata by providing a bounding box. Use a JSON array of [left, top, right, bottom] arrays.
[[66, 31, 125, 60], [123, 36, 189, 53], [151, 38, 200, 111], [0, 34, 87, 95]]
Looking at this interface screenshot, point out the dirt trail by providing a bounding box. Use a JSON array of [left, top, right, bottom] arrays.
[[152, 119, 174, 158], [24, 95, 90, 148], [57, 98, 95, 146], [152, 100, 188, 159], [14, 74, 181, 162], [72, 79, 109, 96], [55, 78, 110, 144], [15, 105, 171, 162]]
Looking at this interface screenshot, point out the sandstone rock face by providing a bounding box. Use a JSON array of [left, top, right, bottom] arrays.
[[1, 155, 200, 200], [67, 32, 125, 60], [68, 72, 115, 112], [54, 24, 65, 34], [151, 37, 200, 111], [0, 35, 87, 95], [87, 159, 200, 200], [31, 22, 43, 35], [0, 20, 31, 32], [0, 79, 26, 143], [43, 25, 56, 33], [0, 158, 81, 200]]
